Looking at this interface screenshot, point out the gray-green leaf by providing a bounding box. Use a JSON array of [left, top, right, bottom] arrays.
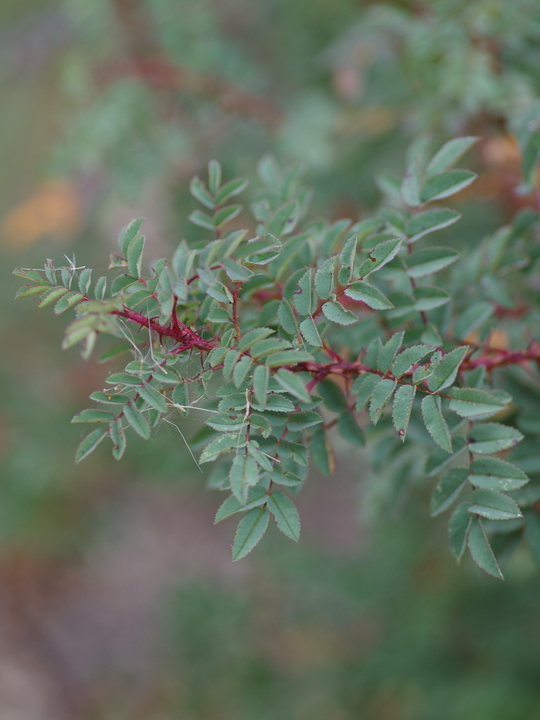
[[421, 394, 452, 453], [232, 507, 270, 561]]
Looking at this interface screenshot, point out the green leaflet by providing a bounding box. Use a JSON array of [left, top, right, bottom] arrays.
[[254, 395, 295, 413], [253, 365, 269, 407], [215, 177, 249, 205], [229, 453, 260, 504], [127, 235, 145, 278], [448, 502, 472, 561], [430, 468, 468, 516], [428, 346, 469, 392], [78, 267, 92, 294], [118, 218, 143, 257], [353, 373, 380, 411], [466, 423, 523, 454], [317, 379, 347, 412], [238, 327, 275, 351], [292, 269, 313, 316], [401, 155, 421, 207], [467, 517, 504, 580], [377, 332, 404, 373], [406, 247, 459, 278], [421, 394, 452, 453], [250, 337, 291, 359], [265, 350, 314, 367], [337, 410, 365, 447], [234, 234, 282, 264], [213, 204, 242, 229], [110, 420, 126, 461], [38, 286, 69, 308], [190, 175, 214, 208], [214, 488, 268, 523], [223, 349, 241, 379], [15, 284, 51, 299], [277, 300, 298, 335], [425, 437, 467, 477], [200, 433, 242, 464], [90, 391, 131, 405], [369, 378, 396, 425], [469, 489, 522, 521], [413, 286, 450, 311], [299, 316, 322, 347], [138, 383, 169, 414], [357, 238, 402, 278], [233, 355, 253, 388], [420, 170, 477, 202], [322, 301, 358, 325], [447, 388, 506, 418], [314, 257, 336, 300], [468, 458, 529, 492], [339, 234, 357, 282], [392, 384, 416, 440], [426, 137, 479, 178], [345, 281, 394, 310], [206, 413, 246, 433], [405, 209, 461, 243], [71, 409, 115, 424], [123, 403, 151, 439], [274, 369, 311, 403], [310, 428, 333, 475], [75, 428, 107, 464], [54, 291, 85, 315], [392, 345, 433, 377], [232, 507, 270, 561], [208, 160, 221, 194], [454, 301, 495, 340], [268, 491, 301, 541]]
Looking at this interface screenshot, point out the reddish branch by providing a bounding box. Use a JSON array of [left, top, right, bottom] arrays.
[[461, 343, 540, 371], [116, 301, 540, 382], [113, 307, 215, 352]]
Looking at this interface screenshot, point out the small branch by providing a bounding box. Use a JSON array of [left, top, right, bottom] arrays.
[[113, 307, 215, 352]]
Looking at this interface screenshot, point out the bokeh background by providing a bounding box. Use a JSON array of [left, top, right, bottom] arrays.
[[2, 1, 540, 718]]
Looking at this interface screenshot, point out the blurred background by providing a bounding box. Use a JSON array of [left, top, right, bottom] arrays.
[[2, 0, 540, 718]]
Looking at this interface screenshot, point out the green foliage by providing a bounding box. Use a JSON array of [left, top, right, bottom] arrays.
[[13, 101, 540, 578]]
